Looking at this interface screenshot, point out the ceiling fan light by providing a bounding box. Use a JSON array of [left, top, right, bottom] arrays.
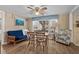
[[35, 12, 39, 15]]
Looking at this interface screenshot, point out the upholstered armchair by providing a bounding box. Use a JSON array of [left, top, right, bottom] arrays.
[[55, 29, 71, 45]]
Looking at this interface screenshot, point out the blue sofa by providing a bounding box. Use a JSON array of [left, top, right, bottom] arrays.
[[7, 30, 28, 45]]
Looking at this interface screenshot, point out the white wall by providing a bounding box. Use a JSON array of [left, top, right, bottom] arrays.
[[0, 10, 5, 44]]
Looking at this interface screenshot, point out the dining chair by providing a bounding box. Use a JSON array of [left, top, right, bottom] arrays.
[[27, 32, 36, 49], [35, 32, 48, 53]]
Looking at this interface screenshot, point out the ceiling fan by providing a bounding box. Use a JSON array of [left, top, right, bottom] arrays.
[[25, 5, 47, 15]]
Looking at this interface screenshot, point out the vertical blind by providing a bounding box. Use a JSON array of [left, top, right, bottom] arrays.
[[31, 15, 59, 21]]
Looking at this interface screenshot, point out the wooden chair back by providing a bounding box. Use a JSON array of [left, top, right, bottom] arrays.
[[36, 32, 48, 44], [27, 32, 35, 40]]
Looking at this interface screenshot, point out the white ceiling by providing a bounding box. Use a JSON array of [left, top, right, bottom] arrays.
[[0, 5, 76, 17]]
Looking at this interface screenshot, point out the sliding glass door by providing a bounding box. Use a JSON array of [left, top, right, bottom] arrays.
[[32, 19, 58, 34]]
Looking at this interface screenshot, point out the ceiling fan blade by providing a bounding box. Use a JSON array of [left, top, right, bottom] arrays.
[[42, 7, 47, 10], [27, 7, 33, 10]]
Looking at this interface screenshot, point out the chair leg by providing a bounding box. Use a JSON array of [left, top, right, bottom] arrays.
[[13, 42, 16, 46], [27, 40, 30, 48], [7, 41, 10, 45], [43, 45, 44, 53]]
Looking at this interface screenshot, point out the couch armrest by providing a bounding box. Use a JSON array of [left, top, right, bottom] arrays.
[[7, 36, 15, 41]]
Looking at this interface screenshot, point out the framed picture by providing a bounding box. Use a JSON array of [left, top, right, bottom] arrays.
[[16, 18, 24, 26]]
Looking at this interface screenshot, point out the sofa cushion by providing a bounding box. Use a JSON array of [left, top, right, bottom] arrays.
[[15, 35, 27, 41], [7, 30, 23, 37]]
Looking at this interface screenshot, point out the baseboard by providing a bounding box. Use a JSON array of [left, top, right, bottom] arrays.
[[72, 42, 79, 46], [74, 44, 79, 46]]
